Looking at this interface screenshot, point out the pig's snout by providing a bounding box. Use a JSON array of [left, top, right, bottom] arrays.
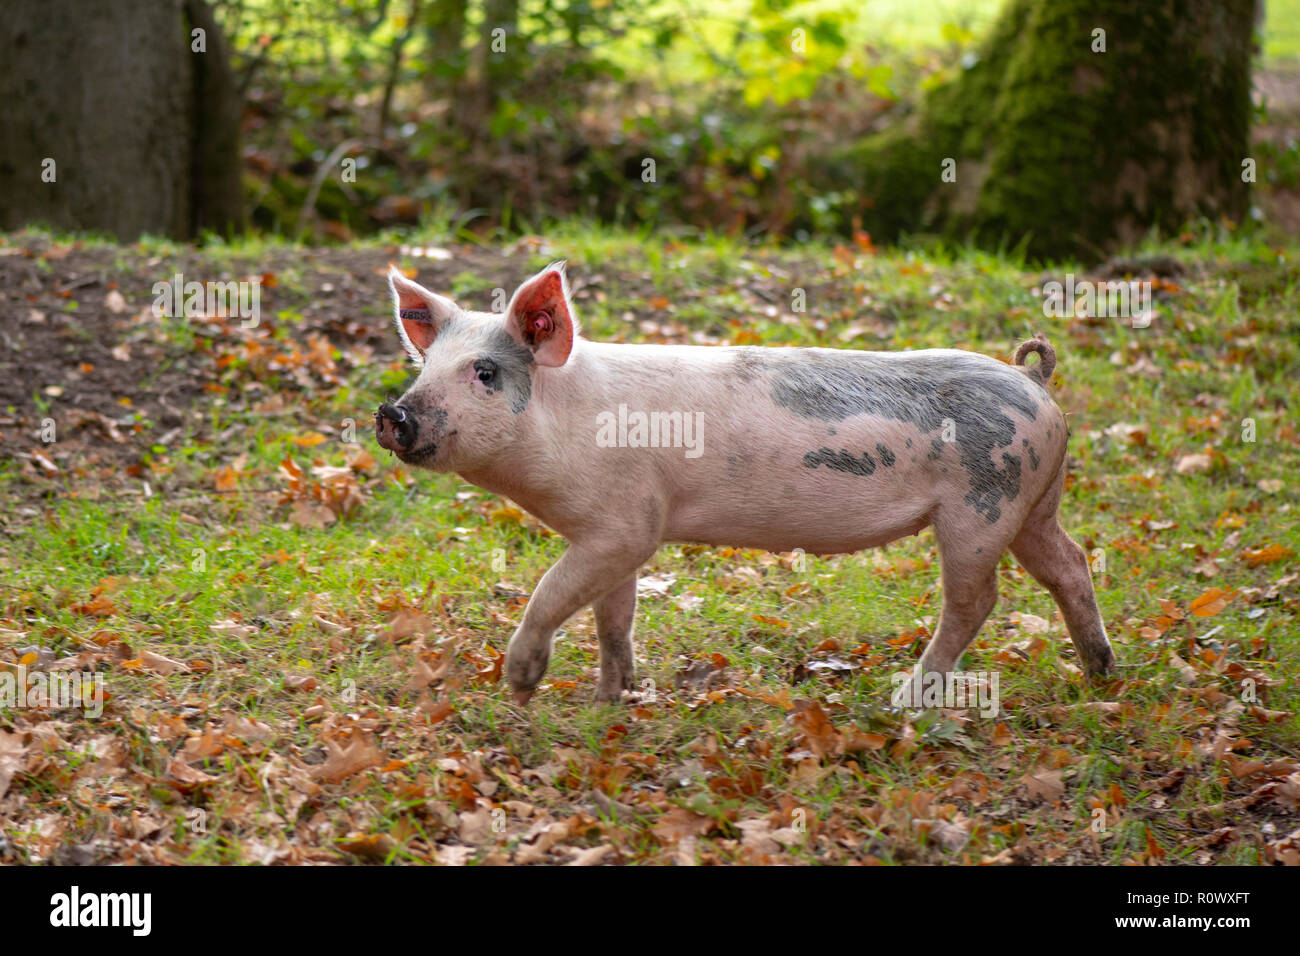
[[374, 402, 417, 451]]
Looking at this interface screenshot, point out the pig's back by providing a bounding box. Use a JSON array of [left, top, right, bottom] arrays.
[[558, 341, 1059, 554]]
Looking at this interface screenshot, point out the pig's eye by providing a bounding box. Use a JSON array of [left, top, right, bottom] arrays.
[[473, 359, 498, 386]]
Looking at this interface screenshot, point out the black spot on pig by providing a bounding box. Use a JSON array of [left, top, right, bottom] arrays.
[[803, 446, 877, 477], [482, 328, 535, 413], [928, 437, 946, 460], [976, 452, 1022, 519], [756, 348, 1038, 523], [1023, 439, 1040, 472], [875, 443, 896, 467], [429, 406, 449, 434]]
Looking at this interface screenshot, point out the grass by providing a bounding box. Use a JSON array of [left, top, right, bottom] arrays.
[[0, 222, 1297, 864], [602, 0, 1300, 82]]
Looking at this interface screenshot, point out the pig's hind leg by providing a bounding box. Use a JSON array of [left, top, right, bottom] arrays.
[[915, 530, 1004, 679], [593, 575, 638, 702], [891, 505, 1013, 707], [1009, 462, 1115, 677]]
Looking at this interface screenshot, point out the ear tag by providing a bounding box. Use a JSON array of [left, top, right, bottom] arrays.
[[400, 308, 433, 324]]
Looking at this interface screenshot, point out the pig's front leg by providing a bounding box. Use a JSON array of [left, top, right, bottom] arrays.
[[505, 541, 655, 705], [593, 575, 637, 703]]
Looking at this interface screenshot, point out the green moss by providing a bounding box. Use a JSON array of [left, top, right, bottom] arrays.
[[827, 0, 1254, 262]]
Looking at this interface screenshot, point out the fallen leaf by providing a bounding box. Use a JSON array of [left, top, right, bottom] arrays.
[[209, 619, 256, 639], [140, 651, 189, 675], [1189, 587, 1235, 618], [337, 833, 396, 861], [0, 729, 27, 799], [1022, 769, 1065, 803], [1013, 612, 1051, 634], [167, 758, 218, 787], [291, 499, 336, 529], [1240, 544, 1292, 568], [650, 807, 713, 844], [927, 819, 971, 853], [313, 733, 383, 783], [213, 465, 239, 492], [457, 804, 496, 844], [566, 844, 615, 866], [1175, 453, 1212, 475]]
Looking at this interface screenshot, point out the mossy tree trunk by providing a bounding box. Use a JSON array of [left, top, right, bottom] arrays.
[[0, 0, 243, 240], [831, 0, 1257, 261]]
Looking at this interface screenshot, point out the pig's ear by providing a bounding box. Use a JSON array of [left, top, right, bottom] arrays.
[[388, 266, 457, 365], [504, 262, 578, 367]]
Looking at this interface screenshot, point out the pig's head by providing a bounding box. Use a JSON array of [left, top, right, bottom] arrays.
[[374, 263, 577, 472]]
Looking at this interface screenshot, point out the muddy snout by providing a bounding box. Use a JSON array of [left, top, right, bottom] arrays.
[[374, 402, 417, 452]]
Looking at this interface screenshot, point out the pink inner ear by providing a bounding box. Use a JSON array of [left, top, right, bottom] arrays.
[[528, 311, 554, 340], [396, 285, 439, 351], [510, 270, 574, 366], [516, 273, 561, 314]]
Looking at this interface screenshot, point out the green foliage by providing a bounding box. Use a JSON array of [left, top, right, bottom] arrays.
[[210, 1, 1297, 248], [207, 0, 1003, 240], [737, 0, 853, 107]]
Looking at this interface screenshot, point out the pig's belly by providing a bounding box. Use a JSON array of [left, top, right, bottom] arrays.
[[663, 468, 935, 554]]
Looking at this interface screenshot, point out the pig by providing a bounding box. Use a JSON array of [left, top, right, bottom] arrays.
[[375, 263, 1115, 707]]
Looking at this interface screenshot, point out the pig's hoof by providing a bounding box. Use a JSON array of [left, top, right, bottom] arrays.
[[592, 684, 631, 705], [512, 688, 535, 706], [593, 668, 636, 704], [1084, 646, 1116, 679]]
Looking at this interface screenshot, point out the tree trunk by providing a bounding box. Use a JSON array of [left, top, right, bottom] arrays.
[[0, 0, 243, 240], [480, 0, 523, 110], [424, 0, 468, 100], [829, 0, 1256, 261], [185, 0, 245, 238]]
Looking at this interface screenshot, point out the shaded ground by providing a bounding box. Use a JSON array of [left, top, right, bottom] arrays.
[[0, 241, 511, 478]]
